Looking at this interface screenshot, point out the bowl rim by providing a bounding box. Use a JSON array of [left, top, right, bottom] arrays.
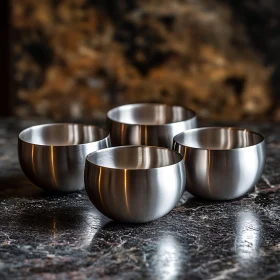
[[173, 126, 265, 151], [107, 103, 197, 126], [86, 145, 184, 170], [18, 123, 110, 147]]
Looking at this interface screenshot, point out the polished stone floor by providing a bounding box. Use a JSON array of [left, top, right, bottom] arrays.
[[0, 119, 280, 279]]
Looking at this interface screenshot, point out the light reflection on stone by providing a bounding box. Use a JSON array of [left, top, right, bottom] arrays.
[[155, 235, 183, 280], [235, 210, 261, 263], [80, 210, 108, 248]]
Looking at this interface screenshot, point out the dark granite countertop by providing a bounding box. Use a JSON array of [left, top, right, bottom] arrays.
[[0, 118, 280, 280]]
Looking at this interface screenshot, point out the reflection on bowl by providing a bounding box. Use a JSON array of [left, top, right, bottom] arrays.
[[85, 146, 186, 223], [173, 127, 266, 200], [108, 103, 197, 148], [18, 123, 111, 192]]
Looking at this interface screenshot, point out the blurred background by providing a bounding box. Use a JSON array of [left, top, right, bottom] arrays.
[[1, 0, 280, 122]]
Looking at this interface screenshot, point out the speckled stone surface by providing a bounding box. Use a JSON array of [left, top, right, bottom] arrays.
[[0, 119, 280, 280]]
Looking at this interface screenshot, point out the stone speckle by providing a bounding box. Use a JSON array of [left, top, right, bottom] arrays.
[[0, 119, 280, 279]]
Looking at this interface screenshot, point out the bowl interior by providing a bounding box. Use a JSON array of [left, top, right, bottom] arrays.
[[107, 104, 195, 125], [19, 124, 108, 146], [174, 127, 264, 150], [87, 146, 182, 169]]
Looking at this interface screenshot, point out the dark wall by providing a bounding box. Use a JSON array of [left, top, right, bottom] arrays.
[[9, 0, 280, 120], [0, 0, 12, 116], [223, 0, 280, 105]]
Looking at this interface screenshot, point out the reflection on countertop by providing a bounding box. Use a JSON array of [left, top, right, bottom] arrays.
[[1, 118, 280, 279]]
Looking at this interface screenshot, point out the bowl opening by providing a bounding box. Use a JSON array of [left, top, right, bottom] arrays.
[[107, 104, 195, 125], [87, 146, 182, 169], [174, 127, 264, 150], [19, 124, 108, 146]]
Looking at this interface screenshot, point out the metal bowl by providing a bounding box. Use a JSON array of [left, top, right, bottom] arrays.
[[18, 123, 111, 192], [84, 146, 186, 223], [173, 127, 266, 200], [107, 103, 197, 149]]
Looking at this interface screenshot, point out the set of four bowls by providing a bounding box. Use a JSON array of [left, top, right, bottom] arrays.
[[18, 103, 266, 223]]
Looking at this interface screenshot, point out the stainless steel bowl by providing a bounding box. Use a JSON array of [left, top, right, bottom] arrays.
[[107, 103, 197, 149], [173, 127, 265, 200], [85, 146, 186, 223], [18, 123, 111, 192]]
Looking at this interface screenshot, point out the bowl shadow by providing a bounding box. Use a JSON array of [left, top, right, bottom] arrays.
[[0, 174, 82, 199]]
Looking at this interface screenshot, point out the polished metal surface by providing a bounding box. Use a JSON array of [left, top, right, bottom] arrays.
[[18, 123, 111, 192], [85, 146, 186, 223], [173, 127, 266, 200], [107, 103, 197, 149]]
